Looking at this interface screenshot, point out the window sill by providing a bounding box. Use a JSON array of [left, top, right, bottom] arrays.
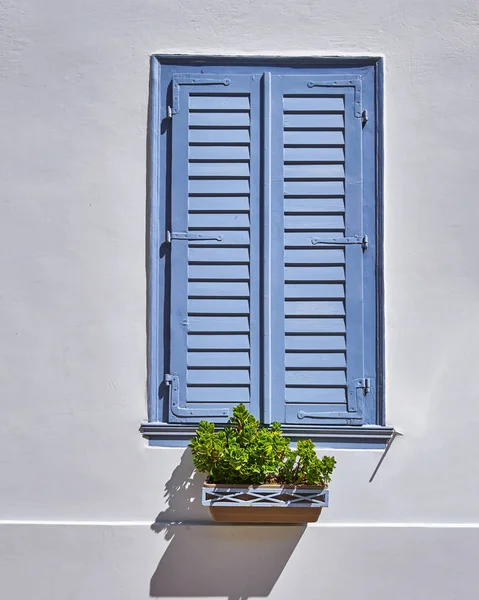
[[140, 423, 395, 449]]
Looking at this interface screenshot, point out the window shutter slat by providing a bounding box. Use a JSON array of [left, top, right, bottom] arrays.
[[168, 74, 261, 423], [271, 75, 366, 425]]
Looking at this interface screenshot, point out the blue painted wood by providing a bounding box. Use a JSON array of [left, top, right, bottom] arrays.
[[188, 369, 250, 385], [188, 213, 250, 229], [291, 406, 363, 421], [284, 215, 345, 230], [285, 300, 345, 316], [248, 71, 262, 423], [269, 73, 287, 423], [187, 387, 250, 403], [285, 232, 345, 245], [284, 249, 345, 264], [188, 298, 250, 314], [188, 281, 250, 297], [187, 230, 250, 245], [342, 87, 366, 421], [188, 196, 250, 211], [188, 247, 249, 263], [285, 197, 345, 213], [168, 73, 261, 422], [189, 112, 250, 127], [188, 316, 250, 332], [190, 146, 250, 160], [188, 351, 250, 368], [189, 95, 250, 110], [286, 352, 346, 368], [285, 317, 346, 333], [283, 113, 344, 129], [147, 56, 161, 423], [284, 130, 344, 146], [284, 164, 345, 179], [188, 264, 249, 280], [285, 335, 346, 351], [364, 64, 382, 425], [284, 266, 345, 282], [189, 179, 251, 195], [168, 77, 192, 420], [283, 96, 345, 112], [285, 388, 347, 404], [189, 129, 250, 144], [284, 180, 345, 196], [188, 334, 250, 350], [272, 75, 366, 425], [149, 57, 382, 438], [285, 283, 345, 299], [262, 71, 273, 424], [286, 370, 347, 386], [284, 147, 345, 162], [189, 162, 250, 177], [172, 75, 232, 114], [305, 76, 363, 117]]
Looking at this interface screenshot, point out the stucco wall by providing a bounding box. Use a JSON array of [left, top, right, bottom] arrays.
[[1, 0, 479, 598]]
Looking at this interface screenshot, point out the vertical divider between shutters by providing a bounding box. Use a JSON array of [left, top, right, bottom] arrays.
[[269, 75, 287, 423], [249, 75, 262, 421], [262, 72, 273, 424]]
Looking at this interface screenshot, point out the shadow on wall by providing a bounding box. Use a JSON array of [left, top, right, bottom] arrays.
[[150, 449, 305, 599]]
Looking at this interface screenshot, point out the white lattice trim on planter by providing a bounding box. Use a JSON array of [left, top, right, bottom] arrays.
[[202, 484, 329, 508]]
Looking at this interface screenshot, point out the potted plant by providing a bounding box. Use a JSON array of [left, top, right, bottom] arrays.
[[189, 404, 336, 523]]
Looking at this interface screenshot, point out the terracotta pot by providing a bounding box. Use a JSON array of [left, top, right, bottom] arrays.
[[202, 483, 328, 524]]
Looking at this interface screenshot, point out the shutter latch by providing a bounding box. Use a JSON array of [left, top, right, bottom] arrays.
[[311, 235, 368, 251], [167, 231, 223, 243]]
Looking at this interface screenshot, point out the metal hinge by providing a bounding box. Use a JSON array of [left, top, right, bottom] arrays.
[[296, 378, 371, 423], [307, 77, 363, 118], [359, 378, 371, 395], [163, 373, 179, 408], [311, 235, 368, 251], [346, 377, 371, 415], [166, 231, 223, 243], [361, 109, 368, 125], [172, 76, 231, 115], [167, 106, 175, 118], [164, 373, 229, 419]]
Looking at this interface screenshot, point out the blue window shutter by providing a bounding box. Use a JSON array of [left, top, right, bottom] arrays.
[[270, 75, 367, 425], [168, 73, 261, 423]]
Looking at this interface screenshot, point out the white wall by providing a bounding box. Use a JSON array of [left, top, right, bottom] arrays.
[[1, 0, 479, 598]]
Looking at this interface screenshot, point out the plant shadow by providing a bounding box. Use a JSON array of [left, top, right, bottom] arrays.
[[149, 450, 306, 599]]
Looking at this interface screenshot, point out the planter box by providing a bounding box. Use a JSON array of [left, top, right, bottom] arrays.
[[202, 483, 329, 523]]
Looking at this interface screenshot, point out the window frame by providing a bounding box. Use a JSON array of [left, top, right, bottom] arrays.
[[142, 54, 392, 448]]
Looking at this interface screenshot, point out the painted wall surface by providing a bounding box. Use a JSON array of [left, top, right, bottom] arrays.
[[1, 0, 479, 598]]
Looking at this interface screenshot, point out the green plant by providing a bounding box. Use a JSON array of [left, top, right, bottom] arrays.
[[189, 403, 336, 486]]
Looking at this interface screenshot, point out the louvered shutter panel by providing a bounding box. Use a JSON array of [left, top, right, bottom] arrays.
[[168, 73, 261, 423], [269, 75, 367, 425]]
